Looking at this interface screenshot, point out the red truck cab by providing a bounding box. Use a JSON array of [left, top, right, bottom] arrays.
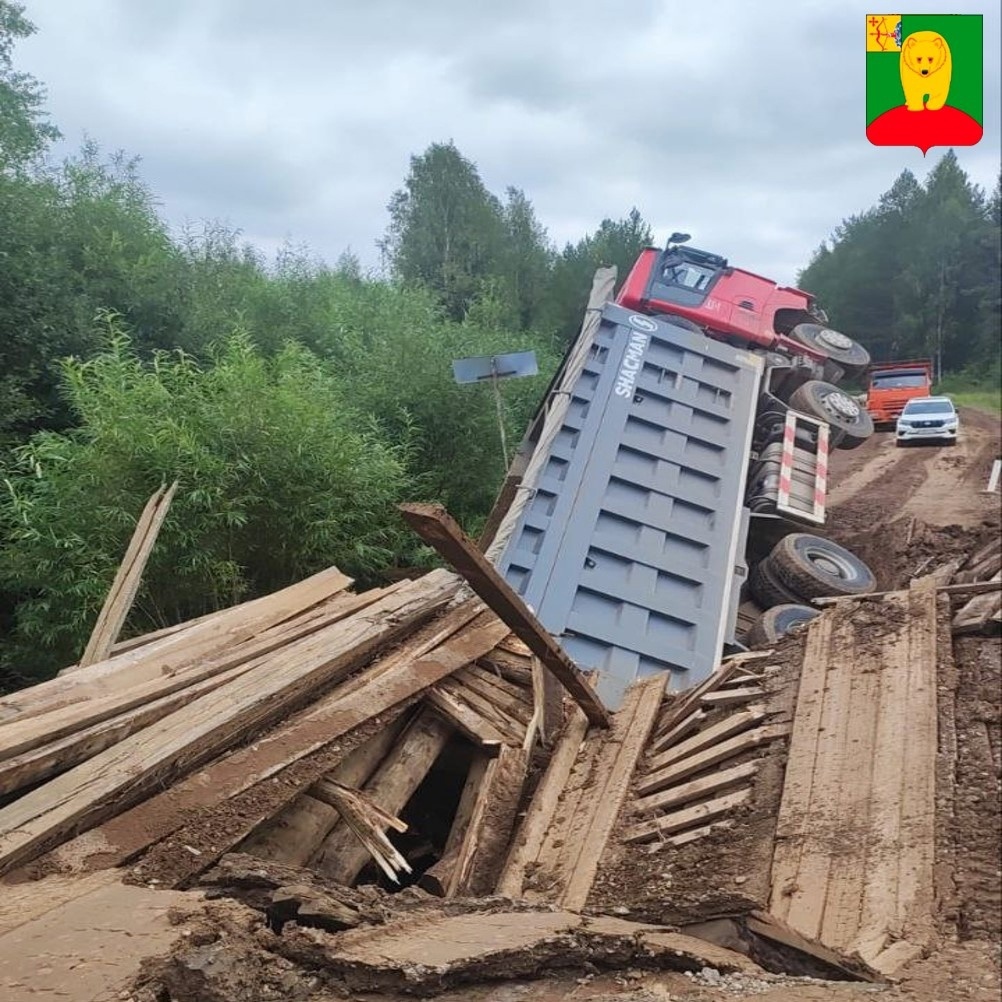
[[616, 242, 869, 375], [865, 359, 934, 426]]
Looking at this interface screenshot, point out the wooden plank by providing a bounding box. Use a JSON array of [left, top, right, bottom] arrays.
[[637, 724, 787, 798], [0, 589, 384, 766], [623, 788, 752, 845], [560, 675, 664, 911], [449, 745, 528, 897], [238, 710, 412, 865], [952, 571, 1002, 633], [646, 708, 706, 758], [701, 687, 764, 708], [0, 572, 458, 876], [313, 709, 453, 883], [644, 820, 734, 852], [633, 760, 759, 816], [652, 660, 747, 740], [0, 565, 355, 725], [495, 708, 589, 898], [475, 652, 532, 688], [77, 482, 178, 669], [454, 665, 533, 724], [644, 707, 767, 776], [768, 611, 835, 923], [398, 503, 610, 728], [425, 687, 505, 748]]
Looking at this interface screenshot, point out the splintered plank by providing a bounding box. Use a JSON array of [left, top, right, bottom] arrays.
[[0, 572, 459, 877], [398, 503, 610, 728], [449, 745, 529, 896], [633, 760, 758, 816], [496, 708, 589, 898], [425, 687, 505, 748], [647, 708, 706, 757]]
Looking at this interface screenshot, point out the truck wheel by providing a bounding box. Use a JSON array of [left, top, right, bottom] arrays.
[[770, 533, 876, 600], [788, 380, 874, 449], [788, 323, 871, 374], [749, 557, 804, 608], [746, 604, 820, 646]]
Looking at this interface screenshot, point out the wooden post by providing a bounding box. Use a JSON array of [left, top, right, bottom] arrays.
[[398, 503, 610, 729], [76, 482, 179, 669]]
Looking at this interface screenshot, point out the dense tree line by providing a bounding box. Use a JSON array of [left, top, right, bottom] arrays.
[[799, 153, 1001, 383], [0, 6, 652, 685]]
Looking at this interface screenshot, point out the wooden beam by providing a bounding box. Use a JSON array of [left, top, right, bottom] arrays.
[[651, 660, 748, 742], [623, 788, 752, 845], [645, 706, 767, 777], [448, 745, 528, 897], [313, 708, 453, 884], [645, 820, 734, 852], [77, 482, 178, 669], [495, 709, 589, 898], [425, 687, 505, 748], [0, 572, 458, 877], [813, 578, 1001, 606], [701, 687, 765, 708], [437, 678, 524, 745], [633, 760, 759, 816], [647, 708, 706, 758], [638, 723, 787, 797], [398, 503, 610, 728]]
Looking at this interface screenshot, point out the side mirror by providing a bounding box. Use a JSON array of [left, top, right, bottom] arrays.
[[667, 232, 691, 246]]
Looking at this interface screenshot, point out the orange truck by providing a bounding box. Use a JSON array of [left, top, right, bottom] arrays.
[[865, 359, 934, 426]]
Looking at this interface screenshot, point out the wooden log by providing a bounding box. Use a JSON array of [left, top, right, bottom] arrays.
[[238, 711, 412, 865], [398, 503, 610, 728], [313, 709, 454, 883], [701, 687, 765, 708], [496, 709, 589, 899], [633, 760, 759, 816], [475, 652, 532, 688], [425, 687, 505, 748], [637, 724, 788, 797], [77, 482, 178, 669], [0, 572, 458, 877], [0, 565, 354, 725], [623, 788, 752, 845], [448, 745, 529, 897], [0, 589, 384, 766]]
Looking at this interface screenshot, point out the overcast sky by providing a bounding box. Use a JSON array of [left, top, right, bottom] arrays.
[[17, 0, 1001, 286]]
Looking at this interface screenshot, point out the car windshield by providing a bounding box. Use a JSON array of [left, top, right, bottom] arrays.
[[872, 372, 927, 389], [903, 400, 954, 416], [662, 259, 716, 291]]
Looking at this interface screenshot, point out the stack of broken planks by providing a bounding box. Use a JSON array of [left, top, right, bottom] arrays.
[[950, 536, 1002, 634], [0, 563, 548, 895], [624, 653, 789, 851]]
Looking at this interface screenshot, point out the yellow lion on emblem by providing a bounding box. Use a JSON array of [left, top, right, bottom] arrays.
[[900, 30, 952, 111]]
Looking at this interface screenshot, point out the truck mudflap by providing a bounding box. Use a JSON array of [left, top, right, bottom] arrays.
[[495, 303, 764, 709]]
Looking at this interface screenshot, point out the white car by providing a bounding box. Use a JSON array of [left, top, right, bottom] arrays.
[[895, 396, 959, 446]]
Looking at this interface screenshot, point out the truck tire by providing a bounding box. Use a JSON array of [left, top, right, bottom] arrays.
[[788, 380, 874, 449], [770, 533, 876, 600], [787, 323, 871, 374], [749, 557, 804, 608], [746, 604, 820, 646]]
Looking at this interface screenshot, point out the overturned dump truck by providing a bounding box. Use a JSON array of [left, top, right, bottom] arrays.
[[490, 238, 878, 708]]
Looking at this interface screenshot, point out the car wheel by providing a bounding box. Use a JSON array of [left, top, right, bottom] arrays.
[[788, 380, 875, 450], [769, 533, 877, 600], [787, 323, 871, 375], [746, 603, 821, 646], [749, 557, 804, 608]]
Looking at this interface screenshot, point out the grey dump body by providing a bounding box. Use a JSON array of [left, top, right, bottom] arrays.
[[496, 303, 763, 708]]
